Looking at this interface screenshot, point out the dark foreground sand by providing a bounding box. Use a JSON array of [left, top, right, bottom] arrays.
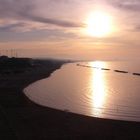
[[0, 60, 140, 140]]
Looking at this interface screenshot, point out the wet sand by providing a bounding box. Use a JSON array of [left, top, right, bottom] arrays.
[[0, 60, 140, 140]]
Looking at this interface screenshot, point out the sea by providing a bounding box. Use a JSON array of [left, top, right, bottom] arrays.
[[24, 61, 140, 122]]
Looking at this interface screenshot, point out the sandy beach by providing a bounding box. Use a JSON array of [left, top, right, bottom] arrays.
[[0, 59, 140, 140]]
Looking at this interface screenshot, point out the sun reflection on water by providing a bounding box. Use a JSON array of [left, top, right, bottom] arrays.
[[89, 61, 107, 117]]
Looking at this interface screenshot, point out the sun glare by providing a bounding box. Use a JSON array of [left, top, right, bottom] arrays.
[[88, 61, 107, 116], [85, 11, 112, 37]]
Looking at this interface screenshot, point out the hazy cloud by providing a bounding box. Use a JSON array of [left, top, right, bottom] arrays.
[[110, 0, 140, 11], [22, 13, 83, 28], [0, 0, 34, 18], [132, 25, 140, 32], [0, 28, 77, 42], [0, 0, 83, 29], [0, 23, 25, 31]]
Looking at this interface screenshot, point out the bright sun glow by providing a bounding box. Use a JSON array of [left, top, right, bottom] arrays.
[[85, 11, 112, 37]]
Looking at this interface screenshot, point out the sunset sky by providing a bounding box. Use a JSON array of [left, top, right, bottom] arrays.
[[0, 0, 140, 60]]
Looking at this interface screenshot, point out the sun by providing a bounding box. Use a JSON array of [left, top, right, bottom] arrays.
[[85, 11, 112, 37]]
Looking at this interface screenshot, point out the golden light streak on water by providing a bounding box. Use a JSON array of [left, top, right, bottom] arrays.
[[89, 61, 107, 117]]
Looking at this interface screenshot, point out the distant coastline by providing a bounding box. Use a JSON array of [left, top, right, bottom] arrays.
[[0, 57, 67, 139]]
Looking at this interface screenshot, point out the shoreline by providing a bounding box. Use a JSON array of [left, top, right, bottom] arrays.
[[0, 60, 140, 140], [23, 66, 140, 123]]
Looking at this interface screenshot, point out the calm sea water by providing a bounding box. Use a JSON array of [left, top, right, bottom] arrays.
[[24, 61, 140, 122]]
